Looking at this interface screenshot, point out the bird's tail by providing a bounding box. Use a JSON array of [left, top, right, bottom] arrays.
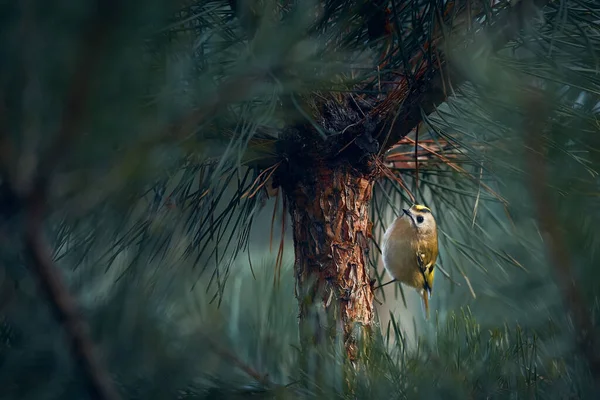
[[421, 289, 431, 320]]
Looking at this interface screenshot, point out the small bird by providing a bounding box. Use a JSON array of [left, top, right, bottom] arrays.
[[380, 204, 439, 319]]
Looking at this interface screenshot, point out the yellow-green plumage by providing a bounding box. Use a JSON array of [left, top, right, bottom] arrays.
[[381, 204, 438, 319]]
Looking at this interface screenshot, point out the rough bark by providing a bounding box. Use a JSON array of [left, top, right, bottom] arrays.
[[285, 162, 376, 362], [270, 93, 381, 366]]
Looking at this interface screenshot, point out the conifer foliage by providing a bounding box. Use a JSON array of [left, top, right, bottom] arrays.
[[0, 0, 599, 399]]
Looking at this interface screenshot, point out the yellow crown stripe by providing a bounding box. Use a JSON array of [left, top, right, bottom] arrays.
[[413, 204, 431, 213]]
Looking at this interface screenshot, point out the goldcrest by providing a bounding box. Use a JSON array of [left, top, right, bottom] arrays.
[[381, 204, 439, 319]]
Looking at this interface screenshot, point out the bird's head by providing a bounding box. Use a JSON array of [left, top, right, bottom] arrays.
[[402, 204, 437, 237]]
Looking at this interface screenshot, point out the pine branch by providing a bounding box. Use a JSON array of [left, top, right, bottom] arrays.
[[379, 0, 551, 152]]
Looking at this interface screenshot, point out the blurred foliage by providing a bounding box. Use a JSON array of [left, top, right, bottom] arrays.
[[0, 0, 599, 399], [1, 260, 597, 399]]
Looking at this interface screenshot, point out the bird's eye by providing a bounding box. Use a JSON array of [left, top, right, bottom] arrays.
[[416, 216, 424, 223]]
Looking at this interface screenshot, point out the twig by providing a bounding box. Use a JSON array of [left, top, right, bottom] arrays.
[[16, 1, 123, 399], [25, 194, 120, 400], [524, 91, 600, 382]]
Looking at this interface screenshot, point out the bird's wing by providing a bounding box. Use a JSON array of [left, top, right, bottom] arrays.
[[417, 244, 437, 320], [417, 249, 436, 294]]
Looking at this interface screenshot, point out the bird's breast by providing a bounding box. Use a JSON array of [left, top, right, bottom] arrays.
[[381, 218, 424, 289]]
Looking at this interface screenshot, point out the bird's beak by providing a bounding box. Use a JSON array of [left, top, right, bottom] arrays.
[[402, 208, 416, 226]]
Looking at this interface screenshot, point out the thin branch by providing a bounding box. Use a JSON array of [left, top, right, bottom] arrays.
[[380, 0, 551, 151], [25, 194, 120, 400], [15, 1, 123, 399], [524, 91, 600, 382]]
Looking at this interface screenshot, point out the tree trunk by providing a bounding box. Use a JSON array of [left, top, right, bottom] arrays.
[[285, 162, 375, 362]]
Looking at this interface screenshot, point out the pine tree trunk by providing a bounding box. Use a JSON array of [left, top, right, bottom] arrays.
[[285, 162, 376, 362]]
